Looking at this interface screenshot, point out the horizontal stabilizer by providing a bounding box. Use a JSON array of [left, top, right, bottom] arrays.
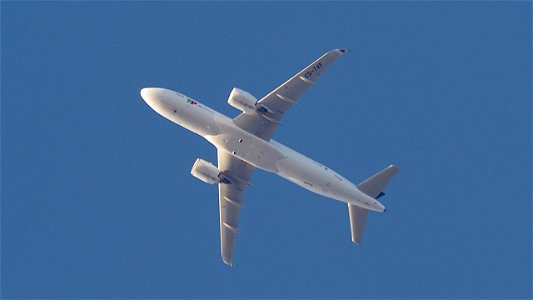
[[348, 204, 368, 244], [357, 165, 400, 198]]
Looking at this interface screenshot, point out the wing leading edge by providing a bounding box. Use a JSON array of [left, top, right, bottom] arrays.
[[233, 49, 346, 141]]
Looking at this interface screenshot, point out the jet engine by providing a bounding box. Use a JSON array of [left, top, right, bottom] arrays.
[[227, 87, 258, 114], [190, 158, 221, 184]]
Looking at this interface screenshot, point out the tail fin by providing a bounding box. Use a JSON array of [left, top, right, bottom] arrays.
[[349, 165, 400, 244]]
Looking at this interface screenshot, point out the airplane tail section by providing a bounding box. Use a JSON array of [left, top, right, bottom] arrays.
[[349, 165, 399, 244]]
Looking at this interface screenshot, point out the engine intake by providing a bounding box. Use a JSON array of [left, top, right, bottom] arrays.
[[191, 158, 221, 184], [227, 87, 258, 114]]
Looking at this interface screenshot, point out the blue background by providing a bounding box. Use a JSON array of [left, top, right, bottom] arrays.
[[2, 2, 531, 298]]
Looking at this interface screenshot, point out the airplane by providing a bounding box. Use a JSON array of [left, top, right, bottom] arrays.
[[140, 49, 399, 266]]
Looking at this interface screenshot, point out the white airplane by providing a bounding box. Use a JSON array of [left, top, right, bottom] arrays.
[[141, 49, 399, 266]]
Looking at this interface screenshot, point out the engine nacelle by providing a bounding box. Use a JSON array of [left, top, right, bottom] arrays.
[[190, 158, 221, 184], [227, 87, 258, 114]]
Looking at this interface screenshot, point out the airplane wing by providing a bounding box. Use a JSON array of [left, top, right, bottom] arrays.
[[233, 49, 346, 141], [217, 149, 255, 266]]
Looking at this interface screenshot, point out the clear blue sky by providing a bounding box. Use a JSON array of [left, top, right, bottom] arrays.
[[2, 2, 531, 298]]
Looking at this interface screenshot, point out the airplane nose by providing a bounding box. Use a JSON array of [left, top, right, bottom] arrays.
[[140, 88, 150, 99], [140, 88, 167, 112], [141, 87, 159, 104]]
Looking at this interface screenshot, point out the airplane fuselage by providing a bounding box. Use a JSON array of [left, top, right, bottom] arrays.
[[141, 87, 385, 212]]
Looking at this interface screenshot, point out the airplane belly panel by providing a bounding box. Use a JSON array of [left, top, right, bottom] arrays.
[[205, 118, 285, 172]]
